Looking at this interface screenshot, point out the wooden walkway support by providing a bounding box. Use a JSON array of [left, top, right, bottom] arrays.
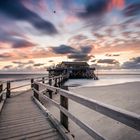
[[0, 90, 64, 140]]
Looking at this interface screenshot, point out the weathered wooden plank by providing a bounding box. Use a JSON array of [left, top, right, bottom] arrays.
[[6, 81, 11, 98], [0, 127, 56, 140], [0, 90, 64, 140]]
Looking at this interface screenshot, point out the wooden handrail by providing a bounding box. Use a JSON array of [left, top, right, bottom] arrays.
[[32, 81, 140, 140], [33, 87, 106, 140], [10, 83, 31, 90]]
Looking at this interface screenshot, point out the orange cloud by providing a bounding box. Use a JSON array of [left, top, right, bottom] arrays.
[[108, 0, 125, 10], [64, 15, 79, 24]]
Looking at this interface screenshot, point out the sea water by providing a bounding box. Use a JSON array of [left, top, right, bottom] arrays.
[[0, 70, 140, 91], [65, 74, 140, 88], [0, 73, 48, 91]]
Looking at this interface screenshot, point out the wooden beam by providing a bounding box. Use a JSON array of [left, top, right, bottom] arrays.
[[42, 77, 45, 83], [60, 95, 68, 130], [33, 83, 39, 100], [31, 78, 34, 88], [0, 84, 3, 102], [6, 82, 11, 98], [48, 79, 53, 99]]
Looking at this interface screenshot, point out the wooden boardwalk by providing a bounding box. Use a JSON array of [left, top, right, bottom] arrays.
[[0, 75, 139, 140], [0, 90, 64, 140]]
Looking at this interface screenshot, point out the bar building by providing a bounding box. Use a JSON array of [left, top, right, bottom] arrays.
[[47, 61, 98, 79]]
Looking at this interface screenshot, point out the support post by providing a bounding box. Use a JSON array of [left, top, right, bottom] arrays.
[[6, 81, 11, 98], [54, 78, 57, 87], [58, 77, 61, 88], [48, 79, 52, 99], [60, 86, 69, 130], [34, 83, 39, 100], [31, 78, 34, 88], [42, 77, 45, 83], [0, 83, 3, 102]]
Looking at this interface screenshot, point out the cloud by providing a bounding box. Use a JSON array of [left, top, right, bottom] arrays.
[[48, 60, 54, 63], [123, 3, 140, 16], [68, 45, 93, 61], [68, 54, 92, 61], [0, 53, 13, 59], [105, 54, 120, 57], [80, 46, 92, 54], [78, 0, 109, 18], [3, 65, 13, 69], [34, 63, 44, 67], [93, 33, 105, 38], [51, 45, 77, 54], [51, 43, 93, 61], [0, 0, 58, 35], [98, 59, 120, 64], [122, 57, 140, 69], [70, 34, 88, 41], [12, 39, 36, 48], [12, 60, 34, 65]]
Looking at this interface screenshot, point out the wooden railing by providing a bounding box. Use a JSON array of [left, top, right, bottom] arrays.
[[32, 78, 140, 140], [0, 74, 140, 140], [0, 75, 49, 112]]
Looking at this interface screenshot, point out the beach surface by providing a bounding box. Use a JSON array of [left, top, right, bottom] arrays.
[[40, 81, 140, 140], [67, 82, 140, 140]]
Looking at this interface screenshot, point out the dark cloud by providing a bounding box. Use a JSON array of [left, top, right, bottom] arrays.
[[12, 39, 36, 48], [98, 59, 120, 64], [80, 46, 92, 54], [68, 45, 93, 61], [68, 54, 92, 61], [122, 57, 140, 69], [70, 34, 88, 41], [34, 63, 44, 67], [93, 33, 104, 38], [123, 3, 140, 17], [0, 53, 12, 59], [105, 54, 120, 57], [51, 45, 77, 54], [0, 0, 58, 35], [51, 44, 93, 61], [48, 60, 54, 63], [78, 0, 109, 18], [3, 65, 13, 69]]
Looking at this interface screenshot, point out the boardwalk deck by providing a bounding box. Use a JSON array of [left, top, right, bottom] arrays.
[[0, 90, 64, 140]]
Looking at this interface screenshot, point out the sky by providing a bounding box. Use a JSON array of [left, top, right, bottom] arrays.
[[0, 0, 140, 72]]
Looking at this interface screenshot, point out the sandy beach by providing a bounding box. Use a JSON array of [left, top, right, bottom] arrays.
[[41, 81, 140, 140], [68, 82, 140, 140]]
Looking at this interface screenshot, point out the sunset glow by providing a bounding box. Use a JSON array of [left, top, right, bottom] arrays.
[[108, 0, 125, 10], [0, 0, 140, 72]]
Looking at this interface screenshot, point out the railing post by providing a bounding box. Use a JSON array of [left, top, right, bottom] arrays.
[[42, 77, 45, 83], [31, 78, 34, 88], [6, 81, 11, 98], [48, 78, 52, 99], [60, 86, 69, 130], [58, 77, 61, 88], [34, 83, 39, 100], [54, 78, 57, 87], [0, 83, 3, 102]]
